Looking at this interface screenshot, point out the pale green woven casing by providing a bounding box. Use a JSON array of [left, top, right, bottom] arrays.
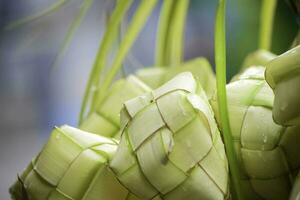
[[10, 126, 139, 200], [80, 75, 151, 138], [265, 45, 300, 126], [110, 72, 229, 200], [241, 50, 276, 70], [211, 67, 300, 200], [136, 58, 216, 98]]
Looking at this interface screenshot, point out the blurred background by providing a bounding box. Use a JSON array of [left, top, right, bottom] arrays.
[[0, 0, 298, 198]]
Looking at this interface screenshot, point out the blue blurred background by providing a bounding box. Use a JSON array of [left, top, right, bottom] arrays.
[[0, 0, 298, 198]]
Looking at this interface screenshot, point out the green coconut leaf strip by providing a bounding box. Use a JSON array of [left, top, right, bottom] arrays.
[[155, 0, 175, 66], [259, 0, 277, 51], [79, 0, 133, 124], [166, 0, 189, 66], [4, 0, 70, 30], [94, 0, 158, 108], [215, 0, 244, 199], [52, 0, 94, 70]]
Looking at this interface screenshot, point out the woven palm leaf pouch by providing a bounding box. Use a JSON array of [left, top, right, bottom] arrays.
[[211, 66, 300, 200], [10, 126, 139, 200], [110, 72, 229, 200], [79, 76, 151, 139]]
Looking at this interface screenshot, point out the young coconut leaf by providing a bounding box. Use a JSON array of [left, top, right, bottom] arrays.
[[165, 0, 189, 66], [155, 0, 176, 66], [239, 0, 277, 72], [259, 0, 277, 51], [94, 0, 158, 108], [265, 45, 300, 126], [79, 0, 158, 138], [10, 125, 139, 200], [214, 0, 244, 199], [52, 0, 94, 69], [79, 0, 134, 123], [110, 72, 229, 200], [79, 75, 151, 138], [155, 0, 189, 67], [136, 57, 216, 98], [290, 172, 300, 200], [211, 67, 300, 199], [81, 0, 158, 124], [4, 0, 70, 30]]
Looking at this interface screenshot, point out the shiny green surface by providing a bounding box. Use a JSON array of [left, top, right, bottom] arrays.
[[211, 67, 300, 199], [266, 45, 300, 126], [10, 126, 139, 200]]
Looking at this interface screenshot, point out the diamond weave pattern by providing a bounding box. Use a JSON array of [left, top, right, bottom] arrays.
[[11, 126, 139, 200], [110, 73, 229, 200], [212, 67, 300, 200]]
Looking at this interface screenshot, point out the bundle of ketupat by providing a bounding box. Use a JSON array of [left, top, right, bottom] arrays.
[[79, 76, 151, 139], [110, 72, 229, 200], [11, 73, 229, 200], [265, 45, 300, 126], [211, 66, 300, 199], [10, 0, 300, 198], [136, 58, 216, 98], [10, 126, 139, 200]]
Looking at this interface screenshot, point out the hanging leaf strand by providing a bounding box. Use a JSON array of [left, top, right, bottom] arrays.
[[259, 0, 277, 51], [166, 0, 189, 66], [155, 0, 175, 66], [215, 0, 244, 199], [93, 0, 158, 109], [4, 0, 70, 30], [79, 0, 133, 124], [52, 0, 94, 70]]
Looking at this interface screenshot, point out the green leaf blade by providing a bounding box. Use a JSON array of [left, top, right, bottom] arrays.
[[215, 0, 244, 199]]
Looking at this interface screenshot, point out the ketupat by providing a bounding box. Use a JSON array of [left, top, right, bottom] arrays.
[[211, 66, 300, 199], [79, 75, 151, 139], [136, 57, 216, 98], [265, 45, 300, 126], [110, 72, 229, 200], [10, 125, 139, 200]]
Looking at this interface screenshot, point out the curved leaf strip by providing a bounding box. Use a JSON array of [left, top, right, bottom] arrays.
[[155, 0, 175, 66], [94, 0, 158, 109], [4, 0, 70, 30], [52, 0, 94, 70], [166, 0, 189, 67], [79, 0, 134, 124], [259, 0, 277, 51], [215, 0, 244, 199]]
